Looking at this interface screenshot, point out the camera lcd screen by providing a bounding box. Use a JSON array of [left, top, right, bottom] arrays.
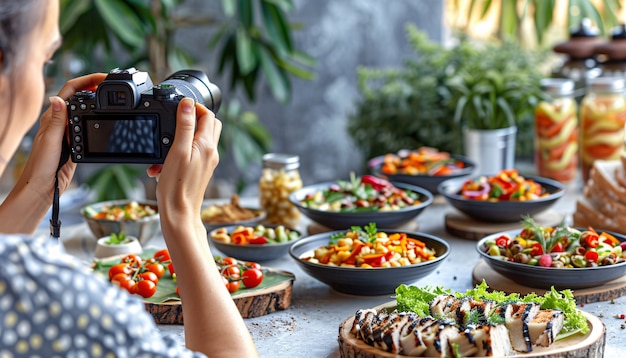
[[83, 114, 160, 158]]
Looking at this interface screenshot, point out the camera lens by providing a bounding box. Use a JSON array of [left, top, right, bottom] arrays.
[[161, 70, 222, 113]]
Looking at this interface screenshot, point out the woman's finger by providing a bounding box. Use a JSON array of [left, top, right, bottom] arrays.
[[57, 73, 108, 100]]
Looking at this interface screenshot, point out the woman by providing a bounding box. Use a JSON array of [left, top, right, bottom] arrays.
[[0, 1, 258, 357]]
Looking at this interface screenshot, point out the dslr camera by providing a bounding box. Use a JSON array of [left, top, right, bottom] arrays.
[[67, 67, 221, 164]]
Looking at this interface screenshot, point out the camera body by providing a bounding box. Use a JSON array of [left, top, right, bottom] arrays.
[[67, 67, 221, 164]]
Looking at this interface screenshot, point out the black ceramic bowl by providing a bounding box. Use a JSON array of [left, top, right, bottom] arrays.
[[289, 230, 450, 295], [368, 154, 475, 195], [438, 175, 564, 223], [477, 229, 626, 289], [208, 224, 301, 262], [288, 182, 433, 230]]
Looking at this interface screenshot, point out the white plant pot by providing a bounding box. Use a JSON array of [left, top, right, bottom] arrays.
[[93, 235, 143, 259], [463, 126, 517, 175]]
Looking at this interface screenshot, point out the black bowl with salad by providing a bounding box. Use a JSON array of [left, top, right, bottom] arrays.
[[288, 174, 433, 230], [477, 217, 626, 289]]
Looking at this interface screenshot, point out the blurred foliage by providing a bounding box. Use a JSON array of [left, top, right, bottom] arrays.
[[451, 0, 623, 47], [57, 0, 314, 199], [348, 25, 547, 163]]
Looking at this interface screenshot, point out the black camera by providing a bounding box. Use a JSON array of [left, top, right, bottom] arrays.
[[67, 67, 221, 164]]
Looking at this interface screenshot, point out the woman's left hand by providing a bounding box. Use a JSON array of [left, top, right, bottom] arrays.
[[0, 73, 106, 234]]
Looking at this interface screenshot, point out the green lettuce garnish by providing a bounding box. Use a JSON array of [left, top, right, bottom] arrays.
[[395, 280, 589, 340]]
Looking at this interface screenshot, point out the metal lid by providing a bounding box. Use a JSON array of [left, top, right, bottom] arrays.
[[587, 77, 626, 93], [262, 153, 300, 170], [540, 78, 575, 96]]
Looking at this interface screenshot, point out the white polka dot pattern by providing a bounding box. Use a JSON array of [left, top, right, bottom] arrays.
[[0, 235, 206, 357]]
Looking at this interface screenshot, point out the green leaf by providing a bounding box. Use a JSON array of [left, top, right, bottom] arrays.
[[499, 0, 519, 39], [222, 0, 236, 17], [238, 0, 254, 28], [94, 0, 145, 47], [59, 0, 92, 33], [259, 46, 290, 103], [236, 27, 258, 75], [533, 0, 556, 44], [261, 1, 293, 54]]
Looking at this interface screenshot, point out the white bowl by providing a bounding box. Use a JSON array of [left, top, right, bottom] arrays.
[[93, 235, 143, 259]]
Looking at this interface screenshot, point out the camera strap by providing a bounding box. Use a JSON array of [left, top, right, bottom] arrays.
[[50, 140, 70, 239]]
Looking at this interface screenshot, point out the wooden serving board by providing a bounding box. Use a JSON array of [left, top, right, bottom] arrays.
[[146, 270, 294, 324], [444, 209, 563, 240], [472, 260, 626, 304], [338, 301, 605, 358], [92, 252, 295, 324]]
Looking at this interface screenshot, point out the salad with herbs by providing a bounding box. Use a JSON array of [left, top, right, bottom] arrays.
[[299, 223, 438, 268], [483, 217, 626, 268], [299, 173, 422, 212], [459, 169, 548, 201]]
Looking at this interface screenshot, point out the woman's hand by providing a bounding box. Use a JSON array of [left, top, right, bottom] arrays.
[[0, 73, 106, 234], [148, 98, 258, 357]]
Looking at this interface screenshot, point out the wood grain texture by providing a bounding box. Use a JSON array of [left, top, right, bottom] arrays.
[[473, 260, 626, 304], [338, 301, 605, 357], [444, 210, 563, 241], [146, 276, 294, 324]]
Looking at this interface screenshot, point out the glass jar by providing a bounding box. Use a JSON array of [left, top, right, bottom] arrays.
[[580, 77, 626, 183], [534, 78, 578, 183], [258, 153, 302, 227]]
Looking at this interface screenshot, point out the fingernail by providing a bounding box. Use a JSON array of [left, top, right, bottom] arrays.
[[49, 97, 62, 112], [181, 98, 194, 113]]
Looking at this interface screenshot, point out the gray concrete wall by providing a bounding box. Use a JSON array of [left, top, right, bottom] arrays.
[[175, 0, 445, 195]]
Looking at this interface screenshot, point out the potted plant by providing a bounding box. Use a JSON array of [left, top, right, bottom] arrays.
[[348, 27, 546, 173], [447, 45, 544, 174]]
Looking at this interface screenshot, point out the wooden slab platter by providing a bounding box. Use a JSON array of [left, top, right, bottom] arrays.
[[472, 260, 626, 304], [92, 250, 295, 324], [444, 209, 563, 241], [338, 301, 605, 358]]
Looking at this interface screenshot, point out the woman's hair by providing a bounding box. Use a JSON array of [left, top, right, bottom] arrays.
[[0, 0, 45, 72], [0, 0, 47, 155]]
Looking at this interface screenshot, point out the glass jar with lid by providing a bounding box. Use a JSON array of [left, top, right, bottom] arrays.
[[580, 77, 626, 183], [258, 153, 302, 227], [534, 78, 578, 183]]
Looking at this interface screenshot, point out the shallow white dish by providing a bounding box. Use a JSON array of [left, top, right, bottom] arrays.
[[93, 235, 143, 259]]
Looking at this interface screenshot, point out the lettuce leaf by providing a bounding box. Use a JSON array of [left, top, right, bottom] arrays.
[[395, 280, 589, 340]]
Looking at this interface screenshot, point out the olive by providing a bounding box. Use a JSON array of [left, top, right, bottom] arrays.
[[551, 260, 564, 268], [509, 244, 524, 255], [514, 252, 530, 264]]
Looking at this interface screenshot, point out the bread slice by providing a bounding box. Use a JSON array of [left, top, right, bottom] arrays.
[[585, 178, 626, 223], [573, 196, 622, 233], [590, 160, 626, 206]]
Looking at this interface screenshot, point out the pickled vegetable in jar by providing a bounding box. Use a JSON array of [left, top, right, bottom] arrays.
[[580, 77, 626, 183], [534, 79, 578, 183], [258, 153, 302, 227]]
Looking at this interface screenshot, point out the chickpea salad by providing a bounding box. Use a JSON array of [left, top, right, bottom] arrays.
[[299, 223, 439, 268], [483, 217, 626, 268]]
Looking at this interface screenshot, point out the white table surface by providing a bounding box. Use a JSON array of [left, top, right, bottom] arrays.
[[55, 182, 625, 358]]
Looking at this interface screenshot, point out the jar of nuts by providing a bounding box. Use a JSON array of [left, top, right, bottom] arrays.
[[258, 153, 302, 228]]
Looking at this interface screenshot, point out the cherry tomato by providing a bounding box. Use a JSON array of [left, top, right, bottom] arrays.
[[225, 279, 240, 293], [136, 279, 157, 298], [220, 257, 238, 266], [176, 286, 180, 296], [154, 249, 171, 263], [223, 265, 240, 278], [121, 254, 142, 268], [145, 263, 165, 279], [550, 242, 564, 253], [108, 263, 131, 280], [244, 261, 262, 270], [494, 235, 510, 248], [139, 271, 159, 284], [242, 268, 263, 288], [111, 273, 136, 294], [168, 262, 176, 276]]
